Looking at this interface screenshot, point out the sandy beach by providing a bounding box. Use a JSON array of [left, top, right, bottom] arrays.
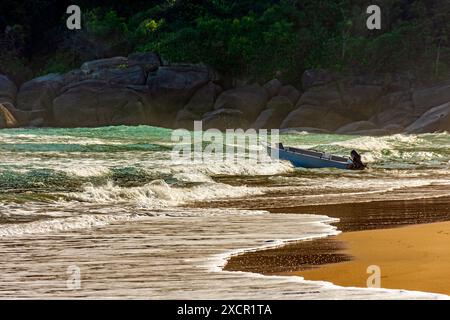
[[225, 196, 450, 296], [288, 221, 450, 296]]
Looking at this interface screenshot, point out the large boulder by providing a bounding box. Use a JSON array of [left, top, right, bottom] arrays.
[[202, 108, 249, 131], [0, 75, 17, 109], [377, 90, 413, 113], [251, 96, 294, 129], [52, 81, 151, 127], [413, 83, 450, 116], [293, 82, 383, 127], [251, 109, 284, 130], [173, 108, 201, 130], [263, 79, 282, 98], [62, 53, 160, 87], [87, 65, 146, 85], [147, 64, 213, 113], [17, 73, 64, 112], [302, 69, 334, 90], [281, 105, 351, 130], [78, 56, 148, 85], [296, 85, 344, 111], [295, 74, 414, 131], [384, 73, 414, 92], [5, 108, 47, 127], [266, 96, 294, 111], [214, 84, 268, 121], [184, 82, 222, 115], [62, 69, 87, 86], [80, 57, 128, 73], [370, 107, 417, 128], [341, 85, 383, 119], [281, 105, 325, 129], [406, 102, 450, 133], [371, 90, 416, 128], [128, 52, 161, 72], [350, 73, 412, 92], [335, 121, 378, 134], [383, 124, 405, 134], [278, 85, 301, 105]]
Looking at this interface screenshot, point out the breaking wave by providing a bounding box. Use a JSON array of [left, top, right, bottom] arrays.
[[68, 179, 263, 208]]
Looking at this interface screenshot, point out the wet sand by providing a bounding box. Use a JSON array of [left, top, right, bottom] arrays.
[[225, 196, 450, 295], [289, 221, 450, 296]]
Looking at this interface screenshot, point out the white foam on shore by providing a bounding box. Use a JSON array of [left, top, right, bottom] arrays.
[[281, 133, 450, 165], [172, 172, 215, 183], [0, 213, 144, 238], [225, 271, 450, 300], [0, 149, 293, 179], [68, 179, 263, 208], [207, 214, 341, 272], [0, 205, 448, 299], [331, 134, 422, 151], [59, 165, 112, 177], [201, 159, 293, 176], [206, 213, 449, 300], [268, 174, 450, 199]]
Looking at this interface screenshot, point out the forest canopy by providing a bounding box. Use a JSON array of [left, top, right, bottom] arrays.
[[1, 0, 449, 84]]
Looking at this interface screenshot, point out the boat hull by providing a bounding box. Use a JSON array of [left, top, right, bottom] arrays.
[[267, 146, 352, 170]]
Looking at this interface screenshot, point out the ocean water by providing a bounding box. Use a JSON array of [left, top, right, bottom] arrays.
[[0, 126, 449, 299]]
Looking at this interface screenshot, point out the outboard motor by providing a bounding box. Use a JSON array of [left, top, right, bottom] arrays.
[[350, 150, 366, 170]]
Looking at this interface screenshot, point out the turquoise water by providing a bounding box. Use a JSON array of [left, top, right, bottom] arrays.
[[1, 126, 449, 219], [1, 125, 449, 223], [0, 126, 449, 298]]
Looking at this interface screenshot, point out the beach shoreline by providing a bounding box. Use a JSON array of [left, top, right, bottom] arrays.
[[224, 196, 450, 295], [286, 221, 450, 296], [1, 127, 449, 299]]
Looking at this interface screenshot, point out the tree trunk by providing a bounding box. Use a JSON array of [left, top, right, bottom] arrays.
[[434, 40, 441, 77]]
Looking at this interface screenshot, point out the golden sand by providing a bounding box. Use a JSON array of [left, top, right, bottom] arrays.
[[287, 221, 450, 296]]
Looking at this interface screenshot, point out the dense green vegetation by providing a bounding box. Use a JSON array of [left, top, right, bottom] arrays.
[[1, 0, 449, 84]]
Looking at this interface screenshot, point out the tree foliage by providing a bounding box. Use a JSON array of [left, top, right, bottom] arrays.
[[1, 0, 449, 83]]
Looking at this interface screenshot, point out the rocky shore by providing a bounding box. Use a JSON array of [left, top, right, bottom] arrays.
[[1, 53, 449, 134]]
